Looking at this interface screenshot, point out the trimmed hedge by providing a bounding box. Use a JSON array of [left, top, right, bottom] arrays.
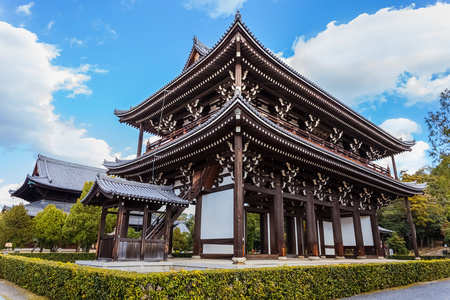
[[388, 255, 450, 260], [8, 252, 95, 263], [2, 255, 450, 299], [171, 252, 193, 258]]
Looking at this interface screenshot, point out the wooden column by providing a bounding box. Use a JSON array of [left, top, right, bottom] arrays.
[[405, 198, 420, 258], [297, 215, 305, 257], [331, 191, 344, 258], [164, 205, 173, 261], [269, 201, 276, 254], [391, 155, 399, 180], [369, 204, 383, 258], [317, 209, 325, 257], [260, 213, 268, 254], [233, 130, 245, 260], [353, 200, 366, 258], [274, 173, 285, 258], [96, 204, 107, 260], [193, 194, 202, 257], [137, 122, 144, 157], [112, 201, 125, 261], [169, 224, 174, 257], [140, 204, 149, 260], [305, 184, 319, 258], [235, 36, 242, 89], [122, 210, 130, 238]]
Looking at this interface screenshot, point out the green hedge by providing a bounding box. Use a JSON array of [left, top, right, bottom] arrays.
[[2, 255, 450, 299], [388, 255, 450, 260], [171, 252, 193, 258], [8, 252, 95, 263]]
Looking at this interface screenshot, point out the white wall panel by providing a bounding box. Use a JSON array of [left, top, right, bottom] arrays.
[[201, 189, 233, 239], [203, 244, 234, 254], [341, 217, 356, 246], [323, 221, 334, 246], [361, 216, 374, 246]]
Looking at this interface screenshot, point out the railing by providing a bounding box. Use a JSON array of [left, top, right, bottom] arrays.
[[144, 109, 390, 177], [257, 110, 391, 176]]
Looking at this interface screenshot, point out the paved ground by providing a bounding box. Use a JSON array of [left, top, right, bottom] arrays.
[[0, 280, 47, 300], [344, 278, 450, 299]]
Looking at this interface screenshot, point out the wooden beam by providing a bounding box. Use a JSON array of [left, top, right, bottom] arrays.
[[112, 201, 124, 261], [96, 204, 107, 260], [317, 209, 325, 257], [274, 173, 285, 257], [164, 205, 173, 261], [370, 203, 383, 258], [297, 216, 305, 257], [244, 183, 277, 196], [193, 194, 202, 256], [305, 184, 319, 258], [137, 122, 144, 157], [391, 155, 399, 180], [352, 200, 366, 258], [140, 204, 149, 260]]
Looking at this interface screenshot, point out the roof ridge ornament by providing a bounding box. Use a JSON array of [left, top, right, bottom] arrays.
[[235, 10, 242, 22]]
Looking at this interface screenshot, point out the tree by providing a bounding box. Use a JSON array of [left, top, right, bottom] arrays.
[[127, 227, 141, 239], [0, 204, 33, 249], [34, 205, 66, 252], [425, 89, 450, 161], [172, 227, 187, 251], [386, 232, 409, 255], [62, 181, 116, 252]]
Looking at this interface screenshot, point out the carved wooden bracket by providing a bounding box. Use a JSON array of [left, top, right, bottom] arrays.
[[313, 173, 331, 201], [305, 114, 320, 133], [366, 147, 387, 160], [329, 127, 343, 144], [275, 98, 292, 119], [179, 163, 194, 185], [338, 181, 353, 206], [149, 114, 177, 134], [152, 172, 168, 185], [350, 138, 363, 154], [186, 99, 204, 120]]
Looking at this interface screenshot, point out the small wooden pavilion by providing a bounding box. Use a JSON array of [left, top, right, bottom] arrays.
[[81, 174, 189, 261]]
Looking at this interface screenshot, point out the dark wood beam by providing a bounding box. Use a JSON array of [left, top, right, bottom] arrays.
[[352, 200, 366, 258], [405, 197, 420, 258], [331, 190, 344, 258], [233, 129, 245, 259]]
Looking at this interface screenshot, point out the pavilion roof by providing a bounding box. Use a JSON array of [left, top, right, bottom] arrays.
[[10, 154, 107, 201], [81, 174, 189, 207]]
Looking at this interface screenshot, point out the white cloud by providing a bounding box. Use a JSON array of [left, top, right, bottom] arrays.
[[376, 118, 429, 174], [0, 21, 118, 168], [69, 37, 86, 48], [379, 118, 421, 141], [16, 2, 34, 16], [284, 3, 450, 107], [184, 0, 246, 18], [47, 20, 54, 30], [0, 183, 26, 208]]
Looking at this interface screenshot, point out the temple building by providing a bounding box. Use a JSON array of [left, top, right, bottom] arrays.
[[9, 154, 107, 216], [86, 12, 425, 262]]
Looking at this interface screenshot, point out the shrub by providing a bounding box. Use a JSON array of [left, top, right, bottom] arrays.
[[8, 252, 95, 263], [2, 254, 450, 299]]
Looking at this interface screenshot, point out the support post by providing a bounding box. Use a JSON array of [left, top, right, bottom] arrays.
[[235, 36, 242, 89], [193, 194, 202, 258], [112, 202, 125, 261], [405, 198, 420, 259], [137, 122, 144, 157], [391, 155, 399, 180], [331, 191, 344, 259], [274, 173, 286, 260], [140, 204, 149, 260], [317, 209, 325, 257], [306, 183, 319, 259], [164, 205, 173, 261], [369, 205, 384, 258], [353, 200, 366, 259], [260, 212, 268, 254], [96, 204, 107, 260], [233, 127, 245, 264], [297, 215, 305, 257], [122, 210, 130, 238]]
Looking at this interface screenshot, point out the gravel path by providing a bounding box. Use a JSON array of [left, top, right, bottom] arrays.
[[0, 280, 47, 300]]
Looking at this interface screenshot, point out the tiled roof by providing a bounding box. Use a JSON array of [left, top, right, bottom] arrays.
[[81, 174, 189, 207], [23, 200, 74, 217], [30, 154, 106, 192]]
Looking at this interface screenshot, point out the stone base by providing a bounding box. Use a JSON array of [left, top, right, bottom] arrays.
[[297, 255, 305, 259], [191, 255, 201, 260], [308, 256, 320, 260], [415, 257, 421, 260], [356, 256, 367, 259], [378, 256, 386, 260], [335, 256, 345, 260], [278, 256, 288, 261], [168, 254, 173, 259], [232, 257, 246, 264]]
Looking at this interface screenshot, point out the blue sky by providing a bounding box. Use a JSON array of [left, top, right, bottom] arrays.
[[1, 0, 449, 207]]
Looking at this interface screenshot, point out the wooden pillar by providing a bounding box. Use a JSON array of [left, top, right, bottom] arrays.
[[285, 217, 295, 254], [122, 210, 130, 238], [369, 205, 383, 258], [274, 173, 286, 258], [164, 205, 173, 261], [260, 213, 268, 254], [112, 202, 125, 261], [235, 36, 242, 89], [317, 209, 325, 257], [140, 204, 149, 260], [269, 201, 276, 254], [305, 184, 319, 258], [297, 215, 305, 257], [331, 191, 344, 258], [169, 224, 174, 257], [405, 198, 420, 258], [137, 122, 144, 157], [353, 200, 366, 259], [96, 204, 107, 260], [193, 194, 202, 257], [391, 155, 399, 180], [233, 130, 245, 261]]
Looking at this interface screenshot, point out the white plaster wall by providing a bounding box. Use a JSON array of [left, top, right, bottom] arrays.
[[203, 244, 234, 254], [323, 221, 334, 246], [220, 175, 233, 187], [361, 216, 374, 246], [200, 189, 234, 239], [341, 217, 356, 246], [325, 248, 335, 255]]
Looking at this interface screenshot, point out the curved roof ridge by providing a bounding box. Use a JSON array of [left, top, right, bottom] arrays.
[[37, 154, 106, 173]]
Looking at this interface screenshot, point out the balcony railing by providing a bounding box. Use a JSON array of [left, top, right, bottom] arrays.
[[144, 109, 391, 177]]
